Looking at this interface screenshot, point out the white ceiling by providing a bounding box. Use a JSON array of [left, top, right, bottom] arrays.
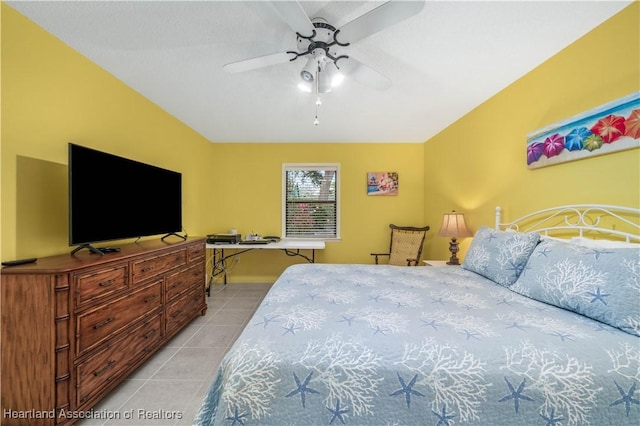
[[8, 0, 631, 143]]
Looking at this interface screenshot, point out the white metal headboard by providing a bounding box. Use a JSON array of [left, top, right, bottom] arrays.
[[495, 204, 640, 243]]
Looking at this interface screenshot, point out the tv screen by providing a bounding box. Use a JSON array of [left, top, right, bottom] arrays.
[[69, 143, 182, 249]]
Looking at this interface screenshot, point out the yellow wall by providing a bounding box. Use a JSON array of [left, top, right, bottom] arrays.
[[423, 3, 640, 261], [2, 3, 638, 282], [210, 143, 424, 281], [1, 4, 424, 282], [1, 4, 217, 259]]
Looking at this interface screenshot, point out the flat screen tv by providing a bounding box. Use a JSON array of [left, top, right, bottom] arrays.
[[69, 143, 183, 254]]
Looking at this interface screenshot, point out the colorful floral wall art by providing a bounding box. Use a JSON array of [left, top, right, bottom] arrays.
[[526, 91, 640, 169], [367, 172, 398, 195]]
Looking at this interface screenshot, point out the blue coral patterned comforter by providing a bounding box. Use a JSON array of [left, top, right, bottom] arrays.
[[194, 264, 639, 425]]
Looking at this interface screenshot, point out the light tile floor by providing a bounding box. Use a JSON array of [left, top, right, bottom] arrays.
[[77, 282, 271, 426]]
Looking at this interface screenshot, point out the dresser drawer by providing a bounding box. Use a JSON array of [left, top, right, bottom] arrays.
[[75, 263, 129, 307], [77, 281, 162, 355], [166, 287, 203, 336], [76, 313, 163, 405], [132, 249, 186, 284], [165, 262, 205, 302], [188, 242, 205, 263]]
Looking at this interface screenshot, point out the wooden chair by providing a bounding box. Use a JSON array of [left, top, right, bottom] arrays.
[[371, 224, 430, 266]]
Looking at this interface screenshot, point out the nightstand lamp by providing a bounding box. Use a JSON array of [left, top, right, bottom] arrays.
[[437, 211, 473, 265]]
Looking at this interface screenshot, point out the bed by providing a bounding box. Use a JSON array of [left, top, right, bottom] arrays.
[[194, 205, 640, 425]]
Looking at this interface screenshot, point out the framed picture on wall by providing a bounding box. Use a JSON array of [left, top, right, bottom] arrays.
[[367, 172, 398, 195], [526, 91, 640, 169]]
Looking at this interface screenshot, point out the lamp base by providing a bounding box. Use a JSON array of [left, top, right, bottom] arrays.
[[447, 237, 461, 266]]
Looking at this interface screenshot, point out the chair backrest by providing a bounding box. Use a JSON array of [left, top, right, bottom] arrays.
[[388, 224, 430, 266]]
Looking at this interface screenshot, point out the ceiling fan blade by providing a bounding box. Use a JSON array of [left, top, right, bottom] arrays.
[[223, 51, 295, 73], [336, 0, 425, 44], [270, 1, 315, 38], [337, 57, 391, 91]]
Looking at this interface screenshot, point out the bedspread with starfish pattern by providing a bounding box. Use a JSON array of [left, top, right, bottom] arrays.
[[194, 263, 639, 425]]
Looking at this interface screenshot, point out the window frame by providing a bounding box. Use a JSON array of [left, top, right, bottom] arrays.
[[281, 163, 341, 241]]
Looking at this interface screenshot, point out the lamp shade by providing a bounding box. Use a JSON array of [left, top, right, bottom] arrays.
[[437, 211, 472, 238]]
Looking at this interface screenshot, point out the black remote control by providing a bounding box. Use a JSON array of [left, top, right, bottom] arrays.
[[2, 258, 37, 267], [99, 247, 121, 253]]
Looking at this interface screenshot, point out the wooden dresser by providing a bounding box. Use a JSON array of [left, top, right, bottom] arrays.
[[1, 238, 207, 425]]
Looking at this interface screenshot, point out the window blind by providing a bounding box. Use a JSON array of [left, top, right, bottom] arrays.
[[283, 165, 338, 239]]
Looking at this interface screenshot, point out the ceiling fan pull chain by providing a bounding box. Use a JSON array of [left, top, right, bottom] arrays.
[[314, 64, 320, 126]]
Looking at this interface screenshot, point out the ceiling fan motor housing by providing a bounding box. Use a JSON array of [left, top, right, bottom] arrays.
[[297, 18, 341, 70]]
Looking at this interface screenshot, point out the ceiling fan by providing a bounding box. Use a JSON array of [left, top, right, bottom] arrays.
[[223, 1, 425, 94]]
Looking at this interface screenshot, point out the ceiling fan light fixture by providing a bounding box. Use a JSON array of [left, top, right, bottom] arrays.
[[223, 1, 425, 127], [297, 80, 312, 92], [332, 73, 344, 87], [325, 62, 344, 87], [300, 57, 317, 82], [318, 70, 332, 93]]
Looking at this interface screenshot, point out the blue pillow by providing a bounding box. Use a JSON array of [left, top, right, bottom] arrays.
[[511, 238, 640, 336], [462, 226, 540, 286]]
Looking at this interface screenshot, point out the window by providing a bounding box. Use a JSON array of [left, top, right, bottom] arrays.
[[282, 164, 340, 240]]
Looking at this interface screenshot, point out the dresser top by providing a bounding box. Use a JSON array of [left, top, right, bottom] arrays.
[[1, 237, 204, 275]]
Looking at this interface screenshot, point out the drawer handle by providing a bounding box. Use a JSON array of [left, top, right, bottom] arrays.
[[171, 310, 182, 318], [98, 279, 115, 287], [93, 317, 115, 329], [141, 267, 153, 273], [93, 360, 116, 377], [144, 294, 159, 303], [171, 281, 182, 289], [143, 330, 157, 339]]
